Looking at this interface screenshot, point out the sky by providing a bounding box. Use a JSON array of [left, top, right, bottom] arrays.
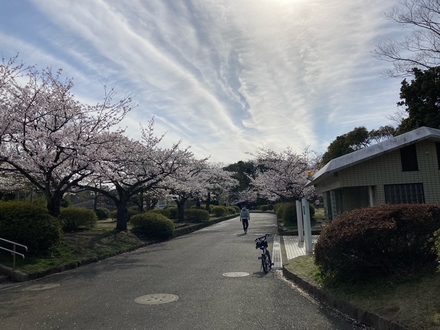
[[0, 0, 408, 165]]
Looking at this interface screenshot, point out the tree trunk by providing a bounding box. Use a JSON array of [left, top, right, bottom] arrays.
[[93, 190, 99, 211], [205, 192, 211, 211], [47, 193, 63, 218], [116, 201, 129, 231], [176, 199, 186, 222]]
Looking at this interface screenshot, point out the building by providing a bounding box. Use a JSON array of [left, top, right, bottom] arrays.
[[307, 127, 440, 221]]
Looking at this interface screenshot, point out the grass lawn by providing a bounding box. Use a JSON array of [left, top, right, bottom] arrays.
[[284, 255, 440, 330], [0, 219, 145, 275]]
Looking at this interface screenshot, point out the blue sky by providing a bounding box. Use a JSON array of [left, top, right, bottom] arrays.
[[0, 0, 407, 164]]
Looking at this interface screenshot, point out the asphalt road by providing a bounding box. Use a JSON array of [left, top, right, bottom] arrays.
[[0, 213, 363, 330]]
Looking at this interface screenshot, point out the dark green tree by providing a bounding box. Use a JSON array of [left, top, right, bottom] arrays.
[[397, 66, 440, 134], [321, 126, 396, 164], [321, 127, 369, 164], [223, 161, 255, 193]]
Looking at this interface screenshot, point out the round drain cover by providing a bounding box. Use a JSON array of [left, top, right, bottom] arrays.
[[223, 272, 249, 277], [135, 294, 179, 305], [22, 283, 60, 291]]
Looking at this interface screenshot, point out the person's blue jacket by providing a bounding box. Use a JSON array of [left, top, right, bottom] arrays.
[[240, 208, 250, 220]]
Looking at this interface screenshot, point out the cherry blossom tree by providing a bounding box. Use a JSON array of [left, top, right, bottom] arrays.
[[161, 156, 210, 222], [248, 147, 317, 203], [199, 163, 238, 210], [82, 120, 194, 230], [0, 56, 132, 217]]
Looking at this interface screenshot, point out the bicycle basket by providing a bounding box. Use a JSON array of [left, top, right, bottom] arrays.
[[256, 240, 268, 249]]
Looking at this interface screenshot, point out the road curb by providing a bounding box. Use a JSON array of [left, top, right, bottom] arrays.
[[282, 267, 409, 330]]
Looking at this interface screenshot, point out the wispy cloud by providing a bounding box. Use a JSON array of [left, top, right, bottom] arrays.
[[0, 0, 405, 163]]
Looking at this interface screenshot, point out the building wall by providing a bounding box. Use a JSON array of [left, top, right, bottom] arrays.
[[337, 140, 440, 204], [316, 140, 440, 219]]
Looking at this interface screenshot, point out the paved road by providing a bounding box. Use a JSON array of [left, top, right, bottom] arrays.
[[0, 213, 362, 330]]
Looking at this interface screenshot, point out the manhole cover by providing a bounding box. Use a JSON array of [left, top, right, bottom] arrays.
[[135, 294, 179, 305], [22, 283, 60, 291], [223, 272, 249, 277]]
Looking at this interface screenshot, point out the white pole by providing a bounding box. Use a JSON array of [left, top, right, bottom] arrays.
[[302, 198, 313, 255], [296, 200, 303, 242]]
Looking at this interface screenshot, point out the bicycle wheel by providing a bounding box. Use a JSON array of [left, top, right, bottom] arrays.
[[261, 254, 269, 273], [265, 250, 272, 270]]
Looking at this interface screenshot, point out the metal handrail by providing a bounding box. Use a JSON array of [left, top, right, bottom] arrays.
[[0, 238, 28, 270]]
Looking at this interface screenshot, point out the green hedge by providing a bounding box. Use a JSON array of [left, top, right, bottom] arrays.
[[0, 201, 62, 255], [165, 207, 178, 219], [315, 204, 440, 283], [231, 206, 240, 214], [95, 207, 111, 220], [148, 208, 171, 218], [211, 206, 227, 217], [59, 207, 98, 232], [130, 212, 175, 240], [227, 206, 237, 214], [259, 204, 273, 211], [184, 209, 210, 222]]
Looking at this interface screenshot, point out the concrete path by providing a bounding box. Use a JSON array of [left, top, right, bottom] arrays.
[[272, 235, 319, 270]]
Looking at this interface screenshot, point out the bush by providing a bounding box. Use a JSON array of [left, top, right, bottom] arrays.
[[276, 202, 316, 226], [227, 206, 237, 214], [184, 209, 210, 222], [211, 206, 227, 217], [127, 206, 140, 220], [282, 203, 297, 225], [191, 204, 206, 209], [130, 212, 175, 240], [110, 209, 118, 219], [315, 204, 440, 283], [0, 201, 62, 255], [231, 206, 240, 214], [259, 204, 272, 211], [434, 228, 440, 272], [165, 207, 178, 220], [149, 208, 171, 218], [59, 207, 98, 232], [275, 203, 290, 221], [95, 207, 111, 220]]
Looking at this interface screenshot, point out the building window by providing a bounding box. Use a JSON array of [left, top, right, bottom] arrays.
[[400, 144, 418, 171], [384, 183, 425, 204]]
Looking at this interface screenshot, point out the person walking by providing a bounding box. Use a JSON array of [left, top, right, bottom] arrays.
[[240, 205, 250, 234]]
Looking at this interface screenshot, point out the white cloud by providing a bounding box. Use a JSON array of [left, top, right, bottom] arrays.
[[0, 0, 407, 163]]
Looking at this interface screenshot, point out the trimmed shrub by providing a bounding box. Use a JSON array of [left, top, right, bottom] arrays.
[[165, 207, 178, 220], [211, 206, 228, 217], [191, 204, 206, 209], [258, 204, 273, 211], [315, 204, 440, 283], [184, 209, 210, 222], [95, 207, 111, 220], [275, 203, 290, 220], [434, 228, 440, 272], [59, 207, 98, 232], [231, 206, 240, 214], [227, 206, 237, 214], [131, 212, 175, 240], [282, 203, 297, 225], [149, 208, 171, 218], [127, 206, 140, 220], [0, 201, 62, 255], [110, 209, 118, 219]]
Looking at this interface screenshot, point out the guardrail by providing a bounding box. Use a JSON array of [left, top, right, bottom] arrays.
[[0, 238, 28, 269]]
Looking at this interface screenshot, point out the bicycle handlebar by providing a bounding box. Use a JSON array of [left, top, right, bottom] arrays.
[[255, 233, 272, 242]]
